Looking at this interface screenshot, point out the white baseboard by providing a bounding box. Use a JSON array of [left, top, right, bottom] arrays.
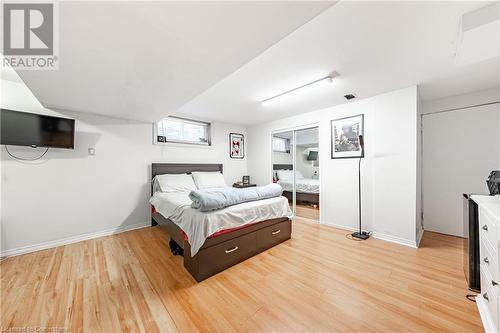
[[2, 220, 421, 258], [372, 231, 418, 248], [1, 222, 150, 258], [320, 221, 418, 248], [321, 221, 357, 232]]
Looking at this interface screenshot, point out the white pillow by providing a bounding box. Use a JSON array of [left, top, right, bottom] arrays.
[[277, 170, 304, 180], [154, 173, 197, 193], [191, 172, 227, 189]]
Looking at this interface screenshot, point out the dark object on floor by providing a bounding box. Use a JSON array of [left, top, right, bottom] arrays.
[[352, 231, 370, 240], [466, 294, 477, 302], [463, 193, 480, 293], [169, 238, 184, 256]]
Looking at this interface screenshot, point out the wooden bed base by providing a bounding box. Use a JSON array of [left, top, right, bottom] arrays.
[[282, 190, 319, 205], [151, 163, 292, 282], [273, 164, 319, 205], [152, 212, 291, 281]]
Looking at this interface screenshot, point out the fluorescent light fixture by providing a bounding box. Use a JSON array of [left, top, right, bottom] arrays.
[[261, 72, 337, 106]]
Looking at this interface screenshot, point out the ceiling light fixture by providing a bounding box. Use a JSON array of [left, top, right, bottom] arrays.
[[261, 72, 338, 106]]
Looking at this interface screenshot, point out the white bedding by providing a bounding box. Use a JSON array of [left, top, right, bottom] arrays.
[[150, 191, 292, 257], [279, 178, 319, 194]]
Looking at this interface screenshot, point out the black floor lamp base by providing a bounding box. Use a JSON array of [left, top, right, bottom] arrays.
[[351, 231, 370, 240]]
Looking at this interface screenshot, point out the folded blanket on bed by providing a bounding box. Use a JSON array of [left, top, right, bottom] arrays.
[[189, 183, 283, 212]]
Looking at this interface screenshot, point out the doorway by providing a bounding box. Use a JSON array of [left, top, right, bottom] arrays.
[[272, 126, 319, 221], [422, 103, 500, 236]]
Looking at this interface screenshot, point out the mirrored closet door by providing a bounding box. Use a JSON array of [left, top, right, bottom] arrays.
[[272, 126, 319, 221]]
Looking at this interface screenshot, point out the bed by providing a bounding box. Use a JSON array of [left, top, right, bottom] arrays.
[[150, 163, 292, 282], [273, 164, 319, 205]]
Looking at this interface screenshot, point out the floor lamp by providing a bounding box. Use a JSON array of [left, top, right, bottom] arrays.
[[351, 134, 370, 240]]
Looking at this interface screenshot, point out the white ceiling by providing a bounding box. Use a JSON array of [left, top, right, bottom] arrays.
[[176, 1, 500, 125], [12, 1, 500, 126], [12, 1, 333, 121]]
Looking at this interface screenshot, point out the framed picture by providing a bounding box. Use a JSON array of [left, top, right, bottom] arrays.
[[229, 133, 244, 159], [242, 176, 250, 184], [331, 114, 364, 159]]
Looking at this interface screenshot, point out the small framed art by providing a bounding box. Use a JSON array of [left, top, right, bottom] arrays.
[[229, 133, 244, 159]]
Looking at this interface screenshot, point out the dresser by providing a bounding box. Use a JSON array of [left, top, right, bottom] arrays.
[[472, 195, 500, 333]]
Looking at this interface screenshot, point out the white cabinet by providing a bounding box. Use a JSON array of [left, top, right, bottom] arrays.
[[473, 195, 500, 333]]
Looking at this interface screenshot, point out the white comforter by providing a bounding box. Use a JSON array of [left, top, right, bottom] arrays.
[[279, 178, 319, 194], [150, 191, 292, 257]]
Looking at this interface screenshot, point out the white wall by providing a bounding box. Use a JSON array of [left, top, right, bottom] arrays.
[[497, 102, 500, 168], [272, 151, 292, 165], [247, 86, 419, 246], [296, 146, 318, 179], [421, 87, 500, 115], [1, 74, 247, 256], [422, 102, 500, 237]]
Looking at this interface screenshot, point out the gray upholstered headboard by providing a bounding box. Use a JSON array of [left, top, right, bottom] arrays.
[[273, 164, 293, 170], [152, 163, 223, 179]]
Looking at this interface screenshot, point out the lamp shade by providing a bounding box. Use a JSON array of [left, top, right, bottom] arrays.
[[307, 151, 318, 161]]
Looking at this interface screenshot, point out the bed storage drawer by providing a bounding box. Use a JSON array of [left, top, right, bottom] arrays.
[[187, 232, 258, 281], [257, 220, 292, 251], [183, 218, 292, 282]]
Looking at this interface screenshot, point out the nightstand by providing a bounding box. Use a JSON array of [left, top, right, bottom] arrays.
[[233, 183, 257, 188]]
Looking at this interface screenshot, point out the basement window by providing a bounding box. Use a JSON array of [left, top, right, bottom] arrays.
[[155, 116, 211, 146], [273, 137, 290, 153]]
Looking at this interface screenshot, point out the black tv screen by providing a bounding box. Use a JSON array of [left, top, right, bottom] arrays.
[[1, 109, 75, 149], [307, 150, 318, 161]]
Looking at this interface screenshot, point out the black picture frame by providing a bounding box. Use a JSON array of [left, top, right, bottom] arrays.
[[242, 176, 250, 184], [229, 133, 244, 159], [331, 114, 364, 159]]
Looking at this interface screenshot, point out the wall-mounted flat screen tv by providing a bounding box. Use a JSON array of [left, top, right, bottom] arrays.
[[1, 109, 75, 149], [307, 150, 318, 161]]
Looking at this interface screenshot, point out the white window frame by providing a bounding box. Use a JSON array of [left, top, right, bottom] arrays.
[[154, 116, 212, 146]]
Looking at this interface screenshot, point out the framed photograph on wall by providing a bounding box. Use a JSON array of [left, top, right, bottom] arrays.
[[331, 114, 364, 159], [229, 133, 244, 159]]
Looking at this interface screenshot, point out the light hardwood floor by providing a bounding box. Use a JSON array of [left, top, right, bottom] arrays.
[[295, 203, 320, 221], [1, 219, 482, 333]]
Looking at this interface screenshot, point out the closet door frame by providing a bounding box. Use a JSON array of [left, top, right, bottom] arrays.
[[270, 122, 319, 217]]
